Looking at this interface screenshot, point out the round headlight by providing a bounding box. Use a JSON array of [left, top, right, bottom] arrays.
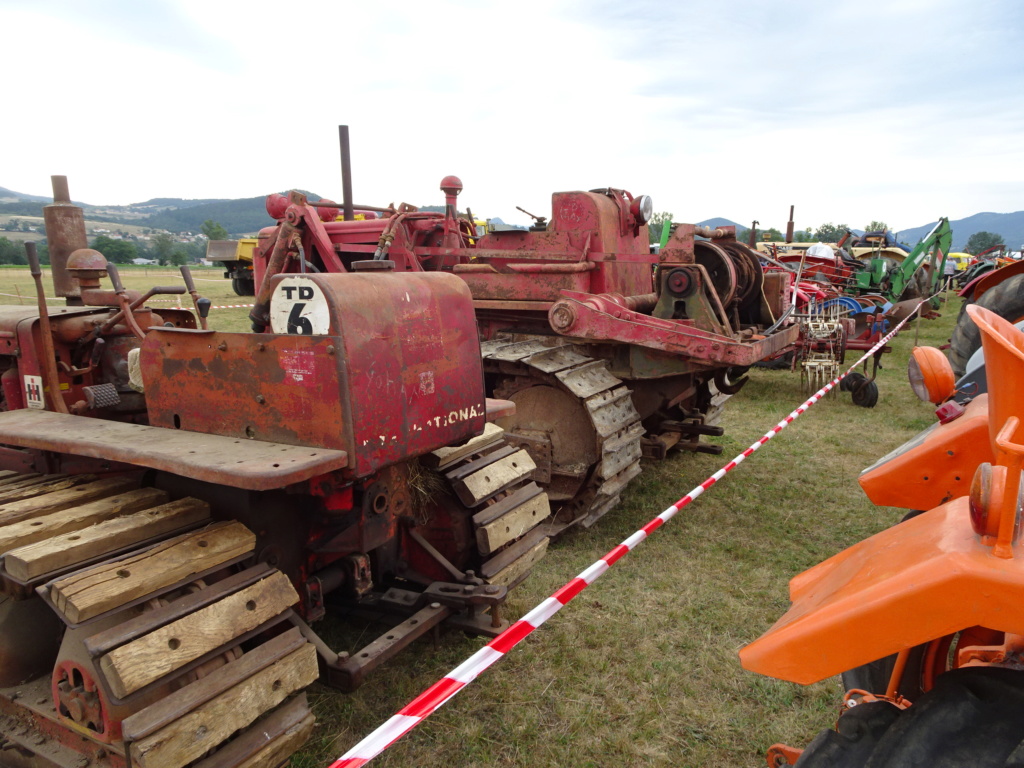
[[907, 346, 955, 404], [631, 195, 654, 225]]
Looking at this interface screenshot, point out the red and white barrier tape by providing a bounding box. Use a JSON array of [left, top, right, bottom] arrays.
[[0, 292, 63, 302], [327, 297, 929, 768]]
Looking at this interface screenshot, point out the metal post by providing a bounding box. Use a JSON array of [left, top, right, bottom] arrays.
[[339, 126, 354, 222]]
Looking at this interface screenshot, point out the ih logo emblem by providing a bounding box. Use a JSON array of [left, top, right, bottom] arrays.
[[24, 375, 45, 410]]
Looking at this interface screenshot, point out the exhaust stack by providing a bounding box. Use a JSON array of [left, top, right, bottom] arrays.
[[42, 175, 86, 304]]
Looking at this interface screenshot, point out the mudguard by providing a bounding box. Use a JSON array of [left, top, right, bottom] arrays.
[[962, 260, 1024, 302], [858, 395, 991, 509], [739, 498, 1024, 684]]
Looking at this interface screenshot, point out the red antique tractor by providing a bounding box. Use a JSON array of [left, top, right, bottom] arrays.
[[249, 166, 799, 529], [740, 303, 1024, 766], [0, 178, 549, 768]]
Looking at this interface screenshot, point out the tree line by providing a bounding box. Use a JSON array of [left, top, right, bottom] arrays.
[[0, 219, 230, 266], [648, 215, 895, 247]]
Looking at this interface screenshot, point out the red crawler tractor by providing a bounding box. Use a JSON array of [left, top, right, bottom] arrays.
[[0, 178, 549, 768], [250, 160, 799, 529]]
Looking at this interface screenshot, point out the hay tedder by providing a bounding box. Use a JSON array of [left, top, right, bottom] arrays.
[[749, 217, 953, 407], [741, 303, 1024, 766]]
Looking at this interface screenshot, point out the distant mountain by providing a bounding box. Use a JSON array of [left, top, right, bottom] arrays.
[[897, 212, 1024, 252], [142, 196, 272, 236], [0, 186, 287, 237], [0, 186, 52, 204], [5, 182, 1022, 251], [132, 197, 233, 210], [697, 217, 742, 229]]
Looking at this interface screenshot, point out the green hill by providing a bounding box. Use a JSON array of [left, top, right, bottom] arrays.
[[898, 212, 1024, 253]]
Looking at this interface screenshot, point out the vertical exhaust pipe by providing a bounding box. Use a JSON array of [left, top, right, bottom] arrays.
[[339, 125, 354, 222], [42, 176, 86, 304], [785, 205, 795, 243]]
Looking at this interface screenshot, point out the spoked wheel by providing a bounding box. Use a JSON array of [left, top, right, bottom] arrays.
[[794, 667, 1024, 767]]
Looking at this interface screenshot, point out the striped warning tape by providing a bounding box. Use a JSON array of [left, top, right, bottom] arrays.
[[0, 292, 63, 302], [327, 296, 930, 768]]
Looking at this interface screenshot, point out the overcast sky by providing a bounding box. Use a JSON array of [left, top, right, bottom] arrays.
[[3, 0, 1022, 233]]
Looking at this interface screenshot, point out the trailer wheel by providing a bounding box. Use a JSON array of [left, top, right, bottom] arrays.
[[850, 379, 878, 408], [794, 667, 1024, 767], [232, 277, 256, 296], [948, 273, 1024, 378], [840, 371, 866, 392]]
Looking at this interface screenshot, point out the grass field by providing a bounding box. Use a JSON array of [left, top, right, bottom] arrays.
[[0, 270, 960, 767], [0, 265, 255, 331]]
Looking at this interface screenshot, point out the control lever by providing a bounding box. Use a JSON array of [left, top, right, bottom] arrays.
[[179, 266, 210, 330]]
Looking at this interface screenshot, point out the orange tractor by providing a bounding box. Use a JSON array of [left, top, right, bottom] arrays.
[[740, 303, 1024, 765]]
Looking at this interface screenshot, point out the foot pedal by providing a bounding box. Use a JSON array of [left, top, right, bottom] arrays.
[[83, 383, 121, 410]]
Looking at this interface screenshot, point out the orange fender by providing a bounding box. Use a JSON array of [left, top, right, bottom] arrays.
[[739, 499, 1024, 684], [858, 395, 992, 510]]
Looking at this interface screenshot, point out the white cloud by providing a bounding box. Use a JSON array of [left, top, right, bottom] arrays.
[[3, 0, 1021, 232]]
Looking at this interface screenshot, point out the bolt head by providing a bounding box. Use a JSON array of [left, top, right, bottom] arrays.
[[550, 304, 576, 331]]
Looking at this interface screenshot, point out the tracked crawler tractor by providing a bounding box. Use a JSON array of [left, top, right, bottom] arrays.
[[0, 178, 550, 768], [740, 303, 1024, 766], [251, 141, 799, 528]]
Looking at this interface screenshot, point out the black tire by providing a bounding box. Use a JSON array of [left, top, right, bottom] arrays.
[[840, 645, 929, 701], [948, 273, 1024, 378], [231, 277, 256, 296], [851, 379, 879, 408], [794, 667, 1024, 767], [840, 371, 867, 392]]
